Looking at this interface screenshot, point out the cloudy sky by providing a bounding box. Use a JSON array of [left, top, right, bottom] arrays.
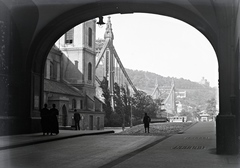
[[96, 13, 218, 87]]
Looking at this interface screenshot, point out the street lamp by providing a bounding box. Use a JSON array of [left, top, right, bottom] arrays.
[[130, 99, 133, 127], [96, 16, 105, 28]]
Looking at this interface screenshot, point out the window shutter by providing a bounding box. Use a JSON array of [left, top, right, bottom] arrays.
[[65, 28, 74, 44]]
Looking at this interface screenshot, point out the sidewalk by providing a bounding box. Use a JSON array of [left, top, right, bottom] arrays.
[[0, 129, 114, 150], [100, 122, 240, 168]]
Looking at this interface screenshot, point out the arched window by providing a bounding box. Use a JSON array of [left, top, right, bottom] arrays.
[[50, 62, 54, 79], [72, 99, 76, 110], [80, 100, 83, 109], [88, 27, 92, 47], [88, 62, 92, 81]]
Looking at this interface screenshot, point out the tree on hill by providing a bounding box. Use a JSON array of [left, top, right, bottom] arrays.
[[179, 109, 194, 122], [113, 83, 132, 128], [121, 84, 132, 127], [206, 98, 217, 119], [154, 98, 165, 117], [125, 68, 211, 93], [132, 90, 158, 122], [97, 67, 217, 125]]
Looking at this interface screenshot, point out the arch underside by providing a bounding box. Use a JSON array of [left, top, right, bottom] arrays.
[[30, 1, 219, 75], [2, 0, 238, 154]]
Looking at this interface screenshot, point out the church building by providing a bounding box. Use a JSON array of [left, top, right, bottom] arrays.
[[43, 19, 104, 130]]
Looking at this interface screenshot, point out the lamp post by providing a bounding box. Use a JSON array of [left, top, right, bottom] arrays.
[[130, 98, 133, 127]]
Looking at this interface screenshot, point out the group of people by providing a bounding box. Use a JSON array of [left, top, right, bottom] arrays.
[[40, 104, 59, 135], [40, 103, 150, 134]]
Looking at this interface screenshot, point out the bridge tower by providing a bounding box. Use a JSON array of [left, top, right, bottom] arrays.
[[95, 17, 138, 110], [152, 79, 177, 117], [103, 17, 115, 109]]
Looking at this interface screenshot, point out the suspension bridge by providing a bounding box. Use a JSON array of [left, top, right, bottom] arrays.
[[95, 17, 138, 107], [95, 17, 178, 117], [151, 79, 178, 118]]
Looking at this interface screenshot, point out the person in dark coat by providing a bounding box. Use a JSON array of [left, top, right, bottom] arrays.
[[40, 104, 50, 135], [143, 113, 151, 133], [49, 104, 59, 135], [73, 109, 81, 130]]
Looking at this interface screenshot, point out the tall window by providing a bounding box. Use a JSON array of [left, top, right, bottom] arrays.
[[88, 63, 92, 80], [50, 62, 54, 79], [53, 61, 58, 79], [80, 100, 83, 109], [49, 61, 59, 80], [72, 99, 76, 110], [88, 27, 92, 47], [65, 28, 74, 44]]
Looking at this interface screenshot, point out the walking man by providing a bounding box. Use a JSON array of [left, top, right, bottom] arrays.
[[74, 109, 81, 130], [143, 113, 151, 133]]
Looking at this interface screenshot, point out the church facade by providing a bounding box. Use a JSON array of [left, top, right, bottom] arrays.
[[43, 19, 104, 130]]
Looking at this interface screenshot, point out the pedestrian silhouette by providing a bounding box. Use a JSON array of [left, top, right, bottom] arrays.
[[143, 113, 151, 133], [73, 109, 81, 130], [49, 104, 59, 135], [40, 104, 50, 135]]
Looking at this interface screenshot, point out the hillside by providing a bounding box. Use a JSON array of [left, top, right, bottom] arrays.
[[96, 66, 217, 111], [125, 69, 212, 93], [125, 69, 217, 110]]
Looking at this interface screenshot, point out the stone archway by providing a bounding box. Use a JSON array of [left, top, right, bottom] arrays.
[[1, 0, 239, 155]]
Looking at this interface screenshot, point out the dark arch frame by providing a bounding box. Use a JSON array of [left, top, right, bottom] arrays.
[[29, 2, 219, 75], [0, 0, 236, 155], [28, 2, 219, 106], [26, 2, 219, 131]]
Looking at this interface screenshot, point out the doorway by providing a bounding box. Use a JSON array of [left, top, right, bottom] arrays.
[[62, 105, 67, 126], [89, 115, 93, 130]]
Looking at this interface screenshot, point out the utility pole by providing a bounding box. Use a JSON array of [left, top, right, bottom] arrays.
[[130, 97, 133, 127]]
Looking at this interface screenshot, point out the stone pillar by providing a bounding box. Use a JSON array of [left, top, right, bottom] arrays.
[[0, 2, 32, 135], [216, 57, 238, 155], [0, 1, 41, 135], [216, 7, 239, 154]]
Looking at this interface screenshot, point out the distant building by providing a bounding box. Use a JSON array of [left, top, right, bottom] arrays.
[[199, 77, 210, 87], [176, 91, 187, 98], [169, 116, 187, 122], [176, 101, 183, 113], [199, 110, 212, 122], [43, 19, 104, 130]]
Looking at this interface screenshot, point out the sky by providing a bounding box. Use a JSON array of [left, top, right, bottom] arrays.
[[96, 13, 218, 87]]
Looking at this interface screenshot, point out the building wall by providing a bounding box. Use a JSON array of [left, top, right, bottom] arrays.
[[43, 91, 102, 127], [43, 19, 104, 130], [45, 47, 61, 81], [80, 112, 104, 130]]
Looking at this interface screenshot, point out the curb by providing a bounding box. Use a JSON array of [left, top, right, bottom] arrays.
[[0, 130, 114, 151], [178, 122, 198, 134]]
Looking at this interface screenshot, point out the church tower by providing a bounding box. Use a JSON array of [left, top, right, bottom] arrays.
[[104, 16, 114, 41], [56, 19, 97, 99]]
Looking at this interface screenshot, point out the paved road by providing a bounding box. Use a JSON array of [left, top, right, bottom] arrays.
[[1, 122, 239, 168], [0, 134, 163, 168]]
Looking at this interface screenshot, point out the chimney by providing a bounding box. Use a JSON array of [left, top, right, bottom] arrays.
[[75, 60, 78, 68]]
